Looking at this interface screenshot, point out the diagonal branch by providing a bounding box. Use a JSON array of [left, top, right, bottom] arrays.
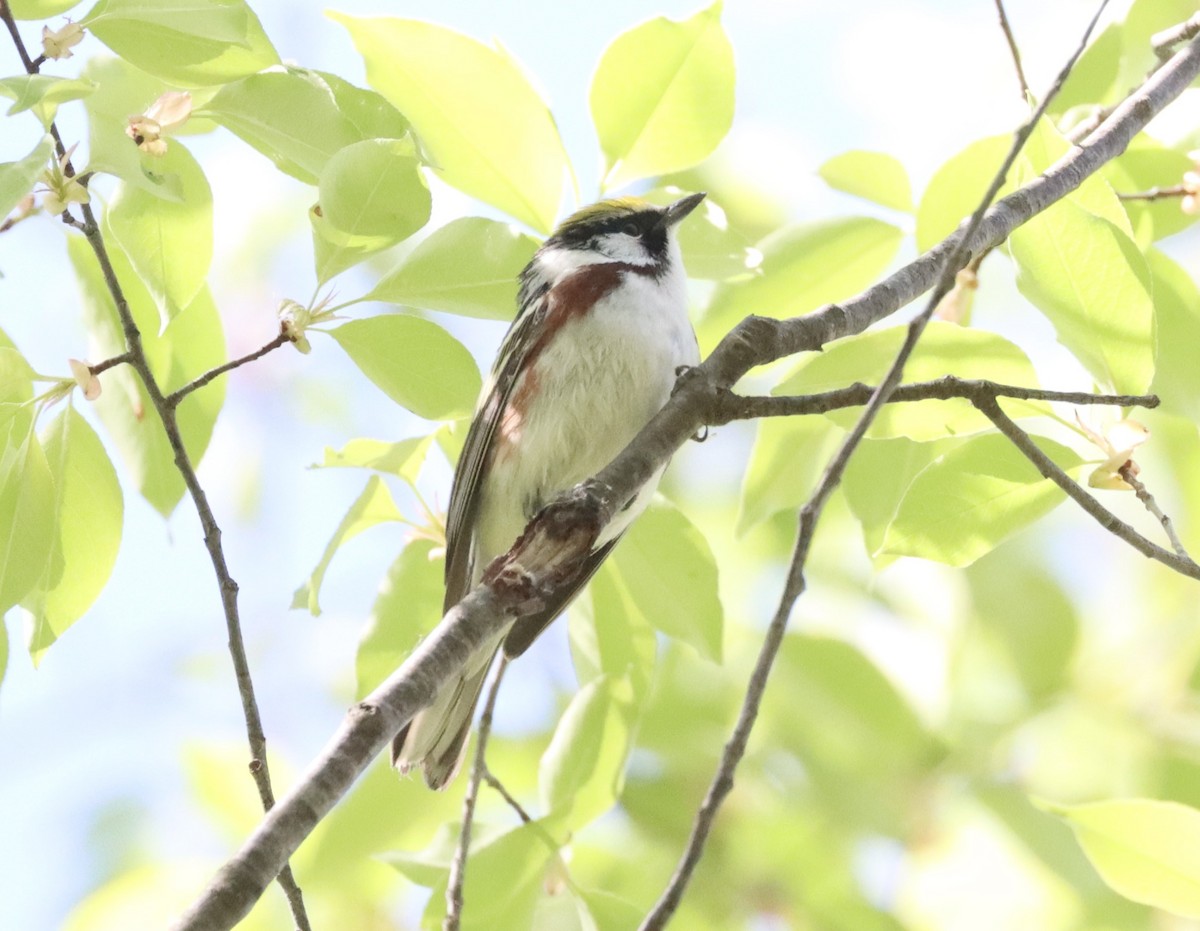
[[640, 6, 1109, 925], [0, 3, 311, 927], [977, 396, 1200, 577], [171, 21, 1200, 931], [444, 656, 508, 931]]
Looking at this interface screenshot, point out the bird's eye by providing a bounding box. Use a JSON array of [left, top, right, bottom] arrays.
[[622, 221, 640, 237]]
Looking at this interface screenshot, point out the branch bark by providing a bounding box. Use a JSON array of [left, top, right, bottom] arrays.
[[172, 26, 1200, 931]]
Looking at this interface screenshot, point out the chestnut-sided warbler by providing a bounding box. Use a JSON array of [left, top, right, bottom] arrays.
[[392, 192, 706, 789]]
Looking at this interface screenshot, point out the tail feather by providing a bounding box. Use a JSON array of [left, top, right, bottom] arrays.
[[391, 642, 499, 790]]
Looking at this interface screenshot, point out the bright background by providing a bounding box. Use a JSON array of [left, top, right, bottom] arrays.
[[2, 1, 1199, 929]]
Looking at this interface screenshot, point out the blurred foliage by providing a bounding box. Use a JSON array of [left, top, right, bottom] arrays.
[[4, 0, 1200, 929]]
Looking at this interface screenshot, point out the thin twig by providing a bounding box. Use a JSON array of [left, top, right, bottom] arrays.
[[639, 5, 1109, 928], [994, 0, 1031, 99], [978, 397, 1200, 577], [89, 352, 134, 377], [0, 5, 311, 927], [445, 657, 508, 931], [1118, 463, 1190, 560], [1154, 12, 1200, 61], [1116, 184, 1189, 202], [707, 378, 1157, 425], [165, 330, 290, 408], [481, 767, 533, 824]]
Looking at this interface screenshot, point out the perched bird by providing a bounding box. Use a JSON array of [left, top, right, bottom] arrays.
[[392, 192, 706, 789]]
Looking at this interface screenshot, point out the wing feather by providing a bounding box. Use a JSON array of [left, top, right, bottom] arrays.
[[442, 294, 548, 611]]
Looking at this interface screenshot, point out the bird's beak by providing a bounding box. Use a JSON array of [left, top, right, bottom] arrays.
[[658, 191, 707, 230]]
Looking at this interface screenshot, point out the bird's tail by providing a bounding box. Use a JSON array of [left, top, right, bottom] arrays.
[[391, 640, 500, 790]]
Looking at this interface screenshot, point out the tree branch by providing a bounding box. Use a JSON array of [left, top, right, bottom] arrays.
[[1117, 183, 1188, 201], [0, 4, 311, 926], [639, 6, 1108, 925], [978, 396, 1200, 577], [444, 657, 507, 931], [165, 329, 291, 408], [1154, 12, 1200, 60], [173, 17, 1200, 931], [1119, 463, 1190, 559], [993, 0, 1030, 99], [706, 377, 1158, 425]]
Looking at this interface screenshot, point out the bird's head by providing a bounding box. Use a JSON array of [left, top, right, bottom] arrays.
[[521, 193, 706, 299]]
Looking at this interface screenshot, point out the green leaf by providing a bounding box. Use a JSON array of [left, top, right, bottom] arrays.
[[106, 143, 212, 329], [332, 13, 567, 233], [67, 236, 226, 516], [568, 567, 657, 700], [966, 550, 1078, 700], [842, 435, 963, 563], [82, 0, 280, 87], [1118, 0, 1200, 93], [916, 134, 1010, 252], [818, 150, 913, 213], [328, 315, 480, 421], [591, 1, 734, 191], [0, 345, 35, 450], [0, 136, 52, 221], [772, 634, 938, 790], [10, 0, 81, 17], [775, 322, 1041, 440], [1106, 140, 1197, 244], [702, 217, 902, 349], [609, 498, 722, 661], [355, 539, 442, 699], [881, 433, 1083, 567], [539, 674, 637, 830], [737, 416, 841, 536], [79, 57, 182, 200], [314, 435, 434, 482], [292, 476, 402, 616], [202, 69, 407, 185], [1148, 249, 1200, 421], [310, 137, 431, 282], [367, 217, 538, 320], [0, 428, 57, 615], [26, 409, 123, 663], [1052, 23, 1123, 114], [0, 76, 94, 128], [1055, 798, 1200, 917], [1010, 199, 1154, 394], [422, 818, 566, 930]]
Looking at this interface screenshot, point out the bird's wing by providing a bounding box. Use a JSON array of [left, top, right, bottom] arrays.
[[442, 294, 547, 613]]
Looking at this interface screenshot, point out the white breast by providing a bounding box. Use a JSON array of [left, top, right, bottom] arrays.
[[475, 259, 698, 566]]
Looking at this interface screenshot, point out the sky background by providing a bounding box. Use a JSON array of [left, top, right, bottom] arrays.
[[2, 1, 1198, 928]]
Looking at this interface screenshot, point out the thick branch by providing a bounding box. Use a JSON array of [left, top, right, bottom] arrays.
[[173, 27, 1200, 931]]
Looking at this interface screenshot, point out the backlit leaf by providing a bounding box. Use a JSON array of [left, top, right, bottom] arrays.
[[1055, 798, 1200, 918], [916, 134, 1010, 252], [819, 150, 913, 212], [591, 1, 734, 191], [0, 428, 56, 615], [292, 475, 403, 616], [702, 217, 901, 351], [106, 143, 212, 329], [26, 409, 123, 663], [0, 135, 52, 221], [367, 217, 538, 320], [82, 0, 280, 87], [67, 237, 225, 516], [0, 76, 94, 128], [737, 416, 841, 536], [609, 498, 722, 661], [332, 13, 567, 232], [775, 322, 1042, 440], [328, 315, 480, 421], [882, 433, 1083, 566]]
